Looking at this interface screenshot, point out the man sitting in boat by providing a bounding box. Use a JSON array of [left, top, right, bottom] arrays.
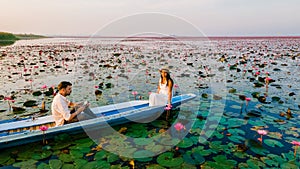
[[149, 66, 174, 107], [51, 81, 96, 126]]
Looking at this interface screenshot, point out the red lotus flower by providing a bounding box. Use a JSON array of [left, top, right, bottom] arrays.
[[39, 125, 48, 131], [174, 122, 185, 131], [41, 85, 47, 89]]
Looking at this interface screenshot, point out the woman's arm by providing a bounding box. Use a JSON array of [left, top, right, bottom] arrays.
[[167, 79, 173, 104]]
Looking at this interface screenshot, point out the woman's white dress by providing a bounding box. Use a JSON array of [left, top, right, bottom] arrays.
[[149, 79, 171, 106]]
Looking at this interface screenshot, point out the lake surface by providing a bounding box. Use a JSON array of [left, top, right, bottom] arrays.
[[0, 37, 300, 168]]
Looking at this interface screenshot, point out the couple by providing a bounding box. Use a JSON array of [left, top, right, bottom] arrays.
[[52, 67, 174, 126]]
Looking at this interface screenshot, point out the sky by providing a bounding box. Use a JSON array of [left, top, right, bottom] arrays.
[[0, 0, 299, 36]]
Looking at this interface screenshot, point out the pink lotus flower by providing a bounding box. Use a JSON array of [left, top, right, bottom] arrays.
[[39, 125, 48, 131], [164, 104, 172, 110], [292, 141, 300, 158], [148, 92, 152, 95], [257, 130, 268, 135], [255, 72, 260, 76], [94, 85, 98, 89], [257, 130, 268, 143], [174, 84, 179, 89], [291, 141, 300, 146], [174, 122, 185, 131], [246, 98, 251, 101], [40, 125, 48, 145], [265, 77, 272, 81], [41, 85, 47, 89], [132, 91, 138, 95]]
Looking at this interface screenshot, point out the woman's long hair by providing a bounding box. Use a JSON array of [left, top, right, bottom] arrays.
[[161, 73, 173, 87]]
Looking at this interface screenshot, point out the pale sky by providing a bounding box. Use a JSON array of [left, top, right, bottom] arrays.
[[0, 0, 299, 36]]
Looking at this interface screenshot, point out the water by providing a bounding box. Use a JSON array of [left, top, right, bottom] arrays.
[[0, 37, 300, 168]]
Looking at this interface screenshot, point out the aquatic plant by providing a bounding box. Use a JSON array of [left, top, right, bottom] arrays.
[[291, 141, 300, 158], [257, 130, 268, 143], [39, 125, 48, 145], [132, 91, 138, 100]]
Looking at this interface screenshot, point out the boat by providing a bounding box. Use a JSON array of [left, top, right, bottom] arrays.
[[0, 93, 196, 149]]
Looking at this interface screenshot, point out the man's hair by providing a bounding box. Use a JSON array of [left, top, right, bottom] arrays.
[[57, 81, 72, 90]]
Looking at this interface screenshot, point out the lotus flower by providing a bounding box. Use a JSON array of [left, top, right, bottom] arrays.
[[291, 141, 300, 157], [174, 84, 179, 89], [164, 104, 172, 110], [257, 130, 268, 143], [40, 125, 48, 144], [132, 91, 138, 100], [174, 122, 185, 131], [41, 84, 47, 89], [245, 97, 251, 107]]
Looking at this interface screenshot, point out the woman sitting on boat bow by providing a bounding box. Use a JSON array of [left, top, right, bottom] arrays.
[[149, 66, 174, 108]]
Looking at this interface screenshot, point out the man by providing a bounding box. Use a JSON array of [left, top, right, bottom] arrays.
[[51, 81, 92, 126]]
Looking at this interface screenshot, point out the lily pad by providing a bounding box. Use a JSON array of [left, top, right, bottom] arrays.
[[107, 153, 119, 163], [280, 162, 299, 169], [37, 162, 51, 169], [32, 150, 52, 160], [228, 128, 246, 135], [49, 159, 63, 169], [74, 159, 88, 169], [0, 152, 11, 165], [177, 138, 194, 148], [247, 158, 266, 169], [13, 159, 38, 169], [228, 135, 245, 143], [62, 164, 75, 169], [146, 164, 166, 169], [23, 100, 38, 107], [59, 153, 73, 163], [133, 150, 154, 162], [183, 151, 205, 165], [134, 138, 153, 146], [81, 161, 110, 169], [157, 152, 183, 167], [264, 139, 284, 148]]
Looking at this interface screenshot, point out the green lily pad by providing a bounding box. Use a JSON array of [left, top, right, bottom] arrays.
[[248, 120, 265, 127], [13, 159, 38, 169], [280, 162, 299, 169], [145, 142, 165, 153], [59, 153, 73, 163], [192, 146, 213, 156], [37, 162, 51, 169], [230, 105, 242, 110], [247, 158, 266, 169], [94, 151, 107, 160], [74, 159, 88, 169], [226, 118, 245, 128], [70, 149, 83, 159], [177, 138, 194, 148], [233, 152, 248, 159], [249, 145, 270, 155], [183, 151, 205, 165], [228, 128, 246, 135], [157, 152, 183, 167], [134, 138, 154, 146], [17, 150, 35, 160], [264, 139, 284, 148], [203, 155, 237, 169], [133, 150, 155, 159], [228, 135, 245, 143], [49, 159, 63, 169], [146, 164, 166, 169], [62, 164, 75, 169], [81, 160, 110, 169], [32, 150, 52, 160], [52, 142, 72, 150], [107, 153, 119, 163]]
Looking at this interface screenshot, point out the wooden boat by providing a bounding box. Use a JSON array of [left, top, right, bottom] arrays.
[[0, 94, 196, 149]]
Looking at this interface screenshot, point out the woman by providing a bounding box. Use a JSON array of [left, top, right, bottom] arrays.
[[149, 67, 174, 106]]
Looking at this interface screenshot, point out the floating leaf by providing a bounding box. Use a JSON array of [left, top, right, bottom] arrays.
[[32, 150, 52, 160], [134, 138, 153, 146], [49, 159, 63, 169], [81, 160, 110, 169], [177, 138, 194, 148], [157, 152, 183, 167], [0, 151, 11, 165], [74, 159, 88, 169], [133, 150, 154, 160], [13, 159, 38, 169], [59, 153, 73, 163], [228, 135, 245, 143], [146, 164, 166, 169], [70, 149, 83, 159], [228, 128, 246, 135], [94, 151, 107, 160], [183, 151, 205, 165], [247, 158, 266, 169], [37, 162, 50, 169], [264, 139, 284, 148], [280, 162, 299, 169], [62, 164, 75, 169], [107, 153, 119, 163]]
